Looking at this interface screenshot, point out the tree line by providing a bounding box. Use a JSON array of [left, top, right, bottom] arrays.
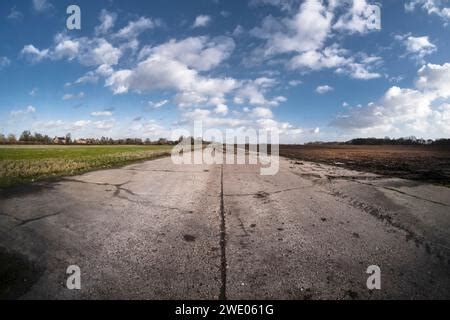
[[0, 131, 182, 145], [306, 137, 450, 146]]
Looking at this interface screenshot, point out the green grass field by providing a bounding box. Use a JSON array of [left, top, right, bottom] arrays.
[[0, 145, 173, 188]]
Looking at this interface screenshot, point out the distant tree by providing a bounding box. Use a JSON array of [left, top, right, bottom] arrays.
[[7, 134, 17, 143], [19, 130, 32, 142], [0, 133, 5, 144], [43, 135, 52, 144], [65, 133, 72, 144], [34, 132, 44, 143], [433, 139, 450, 146]]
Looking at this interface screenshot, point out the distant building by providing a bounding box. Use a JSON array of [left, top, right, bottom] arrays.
[[53, 137, 67, 144], [75, 138, 96, 145]]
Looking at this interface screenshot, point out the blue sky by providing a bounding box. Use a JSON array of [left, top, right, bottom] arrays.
[[1, 0, 450, 142]]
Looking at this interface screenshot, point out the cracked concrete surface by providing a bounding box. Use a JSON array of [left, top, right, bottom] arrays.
[[1, 151, 450, 299]]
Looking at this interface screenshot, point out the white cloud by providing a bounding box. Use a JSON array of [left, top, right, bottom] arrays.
[[21, 36, 122, 67], [193, 15, 211, 28], [95, 10, 117, 35], [316, 85, 334, 94], [114, 17, 155, 39], [396, 34, 436, 62], [141, 36, 235, 71], [147, 99, 169, 109], [232, 25, 244, 37], [81, 38, 122, 66], [252, 107, 273, 118], [96, 64, 114, 77], [214, 104, 229, 115], [250, 0, 332, 56], [29, 88, 38, 96], [288, 44, 350, 70], [289, 44, 381, 79], [249, 0, 297, 11], [20, 45, 49, 63], [63, 92, 85, 100], [106, 53, 237, 108], [32, 0, 53, 13], [10, 105, 36, 117], [337, 61, 382, 80], [91, 111, 113, 117], [333, 0, 380, 34], [0, 56, 10, 69], [250, 2, 382, 80], [93, 119, 115, 130], [416, 63, 450, 98], [331, 62, 450, 137], [181, 108, 248, 127], [288, 80, 302, 86], [7, 7, 23, 20], [405, 0, 450, 22], [74, 72, 99, 85], [53, 39, 80, 60], [234, 78, 286, 107]]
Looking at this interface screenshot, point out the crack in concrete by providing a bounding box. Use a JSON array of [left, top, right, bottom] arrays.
[[236, 216, 249, 237], [347, 179, 450, 208], [224, 186, 309, 197], [64, 177, 202, 214], [329, 189, 450, 263], [0, 212, 22, 222], [15, 210, 65, 227]]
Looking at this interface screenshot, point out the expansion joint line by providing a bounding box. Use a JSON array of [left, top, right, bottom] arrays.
[[219, 164, 227, 300]]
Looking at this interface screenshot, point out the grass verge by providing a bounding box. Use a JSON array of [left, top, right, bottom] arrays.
[[0, 145, 172, 188]]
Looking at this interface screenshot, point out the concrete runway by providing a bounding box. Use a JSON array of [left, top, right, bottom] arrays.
[[1, 151, 450, 299]]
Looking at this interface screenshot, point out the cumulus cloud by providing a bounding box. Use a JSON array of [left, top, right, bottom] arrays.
[[252, 107, 274, 118], [10, 105, 36, 117], [316, 85, 334, 94], [91, 111, 113, 117], [140, 36, 235, 71], [32, 0, 53, 13], [7, 7, 23, 20], [251, 0, 332, 56], [20, 34, 122, 68], [333, 0, 381, 34], [53, 39, 80, 61], [331, 62, 450, 137], [147, 99, 169, 109], [396, 34, 436, 62], [193, 15, 211, 28], [105, 49, 237, 108], [114, 17, 156, 39], [95, 10, 117, 35], [288, 44, 381, 79], [63, 92, 85, 100], [20, 45, 49, 63], [73, 72, 99, 86], [214, 104, 229, 115], [249, 0, 298, 11], [405, 0, 450, 22], [250, 0, 382, 79], [234, 78, 287, 107], [0, 56, 10, 69]]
